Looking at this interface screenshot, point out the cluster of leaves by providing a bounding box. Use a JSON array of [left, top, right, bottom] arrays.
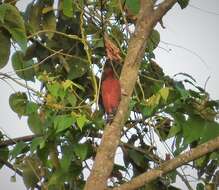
[[0, 0, 219, 190]]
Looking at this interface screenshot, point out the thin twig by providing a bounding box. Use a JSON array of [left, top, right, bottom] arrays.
[[0, 158, 41, 190]]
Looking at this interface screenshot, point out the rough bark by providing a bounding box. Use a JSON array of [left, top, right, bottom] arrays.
[[112, 136, 219, 190], [84, 0, 177, 190]]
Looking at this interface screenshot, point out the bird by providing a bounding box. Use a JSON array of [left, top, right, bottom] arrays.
[[101, 66, 121, 121]]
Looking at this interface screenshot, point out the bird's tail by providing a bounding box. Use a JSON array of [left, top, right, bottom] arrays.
[[106, 113, 114, 123], [105, 108, 117, 123]]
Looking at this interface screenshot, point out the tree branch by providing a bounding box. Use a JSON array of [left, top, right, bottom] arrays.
[[112, 136, 219, 190], [0, 135, 36, 148], [84, 0, 177, 189]]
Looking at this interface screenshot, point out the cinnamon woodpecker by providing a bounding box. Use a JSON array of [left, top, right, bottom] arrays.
[[101, 66, 121, 117]]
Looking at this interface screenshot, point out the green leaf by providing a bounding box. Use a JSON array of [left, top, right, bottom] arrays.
[[67, 95, 77, 107], [146, 30, 160, 53], [30, 137, 45, 153], [26, 102, 39, 115], [28, 113, 44, 134], [68, 161, 83, 178], [42, 6, 54, 14], [0, 29, 10, 69], [168, 113, 185, 138], [200, 121, 219, 143], [73, 143, 88, 161], [0, 4, 6, 23], [175, 81, 190, 100], [125, 0, 140, 15], [22, 160, 39, 189], [12, 51, 35, 81], [177, 0, 190, 9], [93, 39, 104, 48], [54, 115, 75, 133], [60, 145, 75, 171], [145, 94, 161, 108], [0, 147, 9, 169], [48, 170, 66, 187], [9, 92, 28, 117], [0, 4, 27, 50], [168, 124, 181, 138], [183, 116, 205, 144], [76, 114, 88, 130], [47, 82, 63, 97], [141, 105, 154, 117], [42, 11, 56, 39], [63, 0, 73, 17], [10, 141, 27, 159]]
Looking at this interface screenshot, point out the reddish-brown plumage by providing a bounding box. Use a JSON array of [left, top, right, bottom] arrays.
[[101, 67, 121, 114]]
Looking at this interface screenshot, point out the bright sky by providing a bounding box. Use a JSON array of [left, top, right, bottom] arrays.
[[0, 0, 219, 189]]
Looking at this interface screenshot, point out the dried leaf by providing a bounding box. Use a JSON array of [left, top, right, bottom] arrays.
[[105, 35, 121, 62]]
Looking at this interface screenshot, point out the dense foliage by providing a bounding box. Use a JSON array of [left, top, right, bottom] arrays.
[[0, 0, 218, 189]]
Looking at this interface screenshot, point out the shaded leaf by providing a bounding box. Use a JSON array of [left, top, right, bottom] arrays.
[[22, 157, 40, 189], [196, 183, 204, 190], [12, 51, 35, 81], [60, 145, 75, 171], [146, 30, 160, 53], [27, 2, 42, 33], [177, 0, 189, 9], [28, 113, 44, 134], [67, 57, 89, 80], [42, 11, 56, 39], [10, 141, 27, 159], [48, 170, 65, 186], [127, 149, 145, 167], [0, 29, 10, 69], [0, 4, 27, 50], [9, 92, 28, 117], [73, 143, 88, 161], [0, 147, 9, 169]]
